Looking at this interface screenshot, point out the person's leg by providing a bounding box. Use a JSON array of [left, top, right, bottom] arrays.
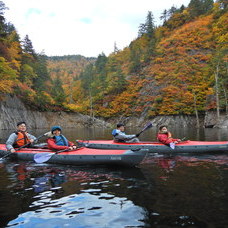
[[126, 138, 140, 143]]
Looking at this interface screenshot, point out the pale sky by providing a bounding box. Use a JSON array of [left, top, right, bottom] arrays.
[[3, 0, 190, 57]]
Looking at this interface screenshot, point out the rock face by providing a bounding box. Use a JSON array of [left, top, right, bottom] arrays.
[[116, 115, 204, 128], [0, 95, 110, 130], [204, 111, 228, 128], [1, 95, 228, 130]]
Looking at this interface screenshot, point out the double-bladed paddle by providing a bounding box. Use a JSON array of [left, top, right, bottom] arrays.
[[136, 121, 153, 137], [0, 131, 51, 161], [34, 149, 69, 163]]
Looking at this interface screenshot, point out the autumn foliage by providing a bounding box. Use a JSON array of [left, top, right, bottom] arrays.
[[0, 0, 227, 119]]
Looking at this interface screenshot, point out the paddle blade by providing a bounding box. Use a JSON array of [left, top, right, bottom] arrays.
[[137, 122, 153, 136], [169, 142, 175, 150], [142, 122, 153, 131], [34, 152, 54, 163]]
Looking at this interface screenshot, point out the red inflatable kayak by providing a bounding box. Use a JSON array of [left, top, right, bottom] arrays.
[[76, 140, 228, 154], [0, 144, 148, 167]]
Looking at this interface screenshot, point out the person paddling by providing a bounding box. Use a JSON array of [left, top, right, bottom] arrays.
[[112, 123, 140, 143], [47, 126, 77, 151], [6, 121, 37, 153], [157, 125, 181, 148]]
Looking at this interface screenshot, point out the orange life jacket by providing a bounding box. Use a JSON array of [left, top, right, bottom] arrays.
[[15, 131, 30, 147]]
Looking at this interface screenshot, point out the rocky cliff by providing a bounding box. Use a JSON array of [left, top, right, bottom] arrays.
[[1, 95, 227, 130], [0, 95, 110, 130]]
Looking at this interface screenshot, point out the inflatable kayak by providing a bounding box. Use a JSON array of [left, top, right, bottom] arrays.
[[0, 144, 148, 167], [76, 140, 228, 154]]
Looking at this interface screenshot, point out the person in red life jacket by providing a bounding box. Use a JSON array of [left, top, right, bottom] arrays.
[[6, 121, 37, 153], [157, 125, 181, 147], [47, 126, 77, 151]]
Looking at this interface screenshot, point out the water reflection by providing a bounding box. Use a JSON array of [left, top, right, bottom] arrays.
[[1, 126, 228, 228], [0, 157, 227, 228], [0, 162, 148, 228], [140, 155, 228, 227]]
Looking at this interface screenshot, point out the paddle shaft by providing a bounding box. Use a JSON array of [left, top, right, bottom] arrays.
[[137, 122, 153, 136]]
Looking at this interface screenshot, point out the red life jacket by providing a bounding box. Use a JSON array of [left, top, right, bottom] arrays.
[[15, 131, 30, 147]]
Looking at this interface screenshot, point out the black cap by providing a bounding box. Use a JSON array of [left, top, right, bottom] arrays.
[[17, 121, 26, 126], [159, 125, 167, 130], [117, 123, 124, 128]]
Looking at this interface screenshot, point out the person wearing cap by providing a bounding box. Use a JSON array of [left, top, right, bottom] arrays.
[[6, 121, 37, 153], [111, 123, 140, 143], [47, 126, 77, 151]]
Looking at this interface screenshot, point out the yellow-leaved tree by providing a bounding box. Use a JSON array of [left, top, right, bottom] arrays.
[[0, 57, 18, 94]]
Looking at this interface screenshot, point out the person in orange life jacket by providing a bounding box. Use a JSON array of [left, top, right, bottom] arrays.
[[157, 125, 181, 145], [112, 123, 140, 143], [6, 121, 37, 153], [47, 126, 77, 151]]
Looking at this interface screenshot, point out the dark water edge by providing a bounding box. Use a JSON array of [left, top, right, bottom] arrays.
[[0, 126, 228, 228], [1, 125, 228, 142]]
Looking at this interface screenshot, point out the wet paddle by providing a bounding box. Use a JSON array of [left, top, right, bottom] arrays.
[[169, 137, 186, 150], [0, 131, 51, 161], [136, 121, 153, 137], [34, 149, 69, 163], [169, 142, 175, 149]]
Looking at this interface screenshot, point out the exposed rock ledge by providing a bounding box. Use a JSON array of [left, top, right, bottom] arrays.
[[109, 111, 228, 129], [1, 95, 228, 130], [0, 95, 110, 130]]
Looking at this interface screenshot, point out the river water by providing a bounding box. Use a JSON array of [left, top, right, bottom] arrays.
[[0, 126, 228, 228]]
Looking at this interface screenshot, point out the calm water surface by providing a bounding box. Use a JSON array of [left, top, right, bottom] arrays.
[[0, 126, 228, 228]]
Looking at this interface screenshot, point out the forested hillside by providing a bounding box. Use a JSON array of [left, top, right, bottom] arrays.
[[0, 1, 94, 111], [75, 0, 227, 122], [0, 0, 227, 123], [47, 55, 96, 108]]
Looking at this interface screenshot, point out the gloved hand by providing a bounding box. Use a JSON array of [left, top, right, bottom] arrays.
[[135, 133, 140, 138]]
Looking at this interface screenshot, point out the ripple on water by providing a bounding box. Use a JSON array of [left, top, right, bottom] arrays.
[[7, 192, 146, 228]]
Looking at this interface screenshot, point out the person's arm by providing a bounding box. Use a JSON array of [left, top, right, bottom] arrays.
[[47, 138, 69, 150], [27, 133, 37, 143], [115, 131, 136, 140], [68, 141, 74, 146], [68, 140, 77, 149], [6, 133, 17, 151], [171, 138, 181, 143]]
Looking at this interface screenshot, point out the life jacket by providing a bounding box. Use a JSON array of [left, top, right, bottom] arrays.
[[112, 129, 126, 142], [53, 135, 69, 146], [112, 129, 118, 137], [14, 131, 30, 147]]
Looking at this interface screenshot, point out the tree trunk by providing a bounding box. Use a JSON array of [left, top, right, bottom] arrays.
[[193, 94, 200, 128], [215, 64, 220, 119], [222, 84, 228, 115], [89, 89, 94, 121], [69, 78, 74, 104]]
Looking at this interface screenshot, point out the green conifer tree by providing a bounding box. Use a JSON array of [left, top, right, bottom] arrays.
[[22, 35, 36, 57], [51, 76, 67, 105]]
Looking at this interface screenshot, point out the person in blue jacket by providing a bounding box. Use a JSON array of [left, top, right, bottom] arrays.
[[47, 126, 77, 151], [112, 123, 140, 143]]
